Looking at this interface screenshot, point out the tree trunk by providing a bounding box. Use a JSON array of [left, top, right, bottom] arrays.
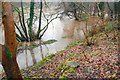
[[0, 44, 2, 62], [2, 2, 23, 80], [118, 2, 120, 61], [73, 3, 79, 20]]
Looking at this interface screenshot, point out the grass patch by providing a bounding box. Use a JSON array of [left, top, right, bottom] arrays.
[[56, 61, 76, 79], [66, 39, 85, 48], [32, 54, 55, 68], [105, 21, 116, 32], [32, 39, 85, 68], [24, 77, 32, 80], [56, 49, 65, 55]]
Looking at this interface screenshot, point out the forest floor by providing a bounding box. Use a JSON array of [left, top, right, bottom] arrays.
[[22, 30, 120, 79]]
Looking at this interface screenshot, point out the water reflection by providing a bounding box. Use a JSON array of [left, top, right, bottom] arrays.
[[0, 16, 86, 74], [29, 48, 37, 65], [17, 17, 83, 69]]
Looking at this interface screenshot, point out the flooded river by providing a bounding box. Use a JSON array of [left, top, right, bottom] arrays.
[[0, 13, 105, 78], [0, 14, 86, 74]]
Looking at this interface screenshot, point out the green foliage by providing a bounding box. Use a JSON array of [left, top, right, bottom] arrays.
[[28, 43, 38, 49], [36, 60, 45, 66], [80, 13, 88, 21], [99, 2, 105, 19], [57, 61, 76, 78], [28, 0, 34, 41], [111, 73, 117, 79], [14, 1, 57, 42], [90, 51, 97, 56], [105, 21, 115, 32], [66, 53, 74, 59], [56, 50, 65, 55], [58, 62, 69, 72], [114, 2, 119, 15], [37, 1, 42, 38], [13, 1, 43, 42], [4, 46, 12, 60], [21, 1, 29, 41], [43, 39, 57, 44], [66, 40, 84, 48], [33, 54, 55, 67], [99, 2, 105, 11], [59, 76, 68, 80], [114, 2, 120, 20], [46, 54, 55, 59], [24, 77, 32, 80]]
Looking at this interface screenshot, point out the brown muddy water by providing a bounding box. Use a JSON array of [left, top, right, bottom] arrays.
[[1, 14, 103, 79], [0, 16, 87, 73], [0, 15, 106, 78]]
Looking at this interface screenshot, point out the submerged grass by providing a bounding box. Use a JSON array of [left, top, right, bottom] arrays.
[[31, 39, 85, 68], [26, 20, 117, 70], [31, 31, 99, 68], [21, 19, 119, 79]]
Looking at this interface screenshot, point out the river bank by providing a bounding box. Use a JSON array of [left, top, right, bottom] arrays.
[[21, 29, 120, 79]]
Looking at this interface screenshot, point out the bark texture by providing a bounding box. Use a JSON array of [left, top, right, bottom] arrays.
[[2, 2, 23, 80]]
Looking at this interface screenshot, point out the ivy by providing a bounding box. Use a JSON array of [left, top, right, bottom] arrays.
[[4, 45, 13, 60]]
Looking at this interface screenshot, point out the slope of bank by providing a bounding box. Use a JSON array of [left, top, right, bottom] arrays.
[[22, 30, 119, 79]]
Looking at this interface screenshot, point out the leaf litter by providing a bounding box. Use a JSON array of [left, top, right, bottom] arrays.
[[22, 31, 120, 79]]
